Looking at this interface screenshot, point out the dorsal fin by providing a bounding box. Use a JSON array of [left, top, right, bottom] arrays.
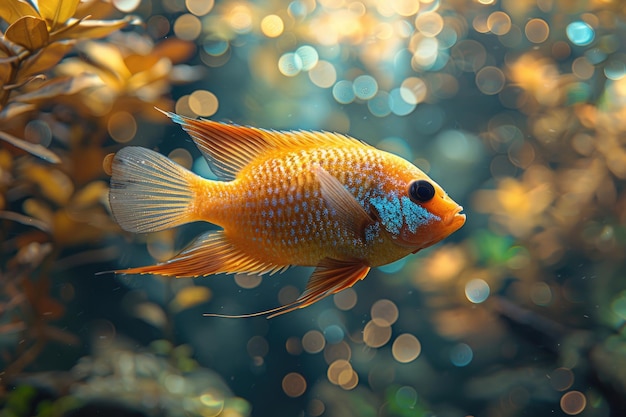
[[157, 109, 370, 181]]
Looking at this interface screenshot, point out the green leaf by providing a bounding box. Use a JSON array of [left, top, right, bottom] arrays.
[[37, 0, 79, 29], [0, 0, 39, 25], [4, 15, 49, 51], [0, 130, 61, 163]]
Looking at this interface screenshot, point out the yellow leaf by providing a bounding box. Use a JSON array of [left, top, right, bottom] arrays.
[[0, 210, 51, 232], [74, 0, 115, 20], [0, 130, 60, 163], [71, 181, 107, 207], [83, 42, 131, 80], [19, 40, 75, 79], [0, 0, 39, 25], [50, 16, 140, 43], [153, 38, 197, 64], [128, 57, 171, 91], [5, 15, 49, 51], [124, 54, 161, 74], [37, 0, 79, 29], [0, 102, 36, 121], [22, 163, 74, 205], [15, 73, 103, 103], [133, 302, 167, 329], [23, 198, 55, 226], [0, 62, 10, 85], [170, 286, 212, 312]]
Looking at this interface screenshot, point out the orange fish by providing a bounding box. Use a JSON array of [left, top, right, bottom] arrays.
[[108, 110, 466, 317]]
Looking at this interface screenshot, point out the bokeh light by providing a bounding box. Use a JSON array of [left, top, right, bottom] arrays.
[[282, 372, 307, 398], [560, 391, 586, 415], [168, 148, 193, 169], [261, 14, 284, 38], [188, 90, 219, 117], [363, 320, 392, 348], [278, 53, 303, 76], [108, 111, 137, 143], [332, 80, 356, 104], [549, 368, 574, 391], [566, 21, 595, 46], [308, 60, 336, 88], [464, 279, 490, 304], [370, 299, 399, 326], [475, 66, 505, 95], [173, 14, 202, 41], [415, 12, 443, 37], [234, 274, 262, 289], [302, 330, 325, 354], [113, 0, 141, 13], [450, 343, 473, 367], [392, 333, 422, 363], [296, 45, 319, 71], [525, 18, 550, 44], [487, 11, 511, 36], [333, 288, 357, 310], [353, 75, 378, 100], [185, 0, 214, 16]]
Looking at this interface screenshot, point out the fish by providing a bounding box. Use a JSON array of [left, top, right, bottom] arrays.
[[107, 109, 466, 318]]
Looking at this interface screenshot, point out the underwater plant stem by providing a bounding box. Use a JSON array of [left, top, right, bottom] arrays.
[[0, 336, 46, 385], [0, 48, 34, 108]]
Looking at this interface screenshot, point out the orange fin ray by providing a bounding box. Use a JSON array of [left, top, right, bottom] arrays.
[[116, 231, 288, 277], [204, 258, 370, 319], [156, 108, 370, 181], [109, 146, 202, 233]]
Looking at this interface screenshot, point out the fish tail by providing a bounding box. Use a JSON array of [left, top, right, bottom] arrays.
[[109, 146, 206, 233]]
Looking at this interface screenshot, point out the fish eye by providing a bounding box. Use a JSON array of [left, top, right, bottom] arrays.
[[408, 180, 435, 203]]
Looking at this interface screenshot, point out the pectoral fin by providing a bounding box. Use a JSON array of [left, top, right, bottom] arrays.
[[313, 164, 374, 240], [204, 258, 370, 319]]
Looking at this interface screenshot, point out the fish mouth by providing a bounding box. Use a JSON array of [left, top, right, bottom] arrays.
[[445, 205, 466, 229]]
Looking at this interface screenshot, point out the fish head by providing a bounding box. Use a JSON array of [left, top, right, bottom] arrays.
[[369, 170, 465, 251]]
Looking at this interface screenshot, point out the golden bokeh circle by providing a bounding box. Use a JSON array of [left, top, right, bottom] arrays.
[[282, 372, 307, 398], [392, 333, 422, 363]]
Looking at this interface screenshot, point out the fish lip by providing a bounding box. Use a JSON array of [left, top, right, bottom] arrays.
[[446, 205, 466, 227]]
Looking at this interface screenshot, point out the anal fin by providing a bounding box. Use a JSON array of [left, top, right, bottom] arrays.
[[116, 230, 287, 277], [204, 258, 370, 319]]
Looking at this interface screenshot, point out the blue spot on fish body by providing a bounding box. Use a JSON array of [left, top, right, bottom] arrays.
[[370, 194, 403, 235], [400, 196, 439, 233], [370, 193, 439, 237]]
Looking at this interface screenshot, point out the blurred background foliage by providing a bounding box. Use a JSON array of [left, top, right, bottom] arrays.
[[1, 0, 626, 416]]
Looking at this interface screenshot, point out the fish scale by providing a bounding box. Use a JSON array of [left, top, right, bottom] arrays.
[[216, 146, 391, 266], [107, 110, 465, 317]]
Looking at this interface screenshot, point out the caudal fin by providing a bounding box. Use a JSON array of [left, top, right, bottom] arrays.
[[109, 146, 202, 233]]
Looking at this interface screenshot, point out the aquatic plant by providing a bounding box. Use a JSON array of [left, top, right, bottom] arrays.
[[0, 0, 198, 392], [1, 337, 250, 417]]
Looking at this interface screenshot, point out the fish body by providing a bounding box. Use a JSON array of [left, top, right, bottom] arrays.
[[108, 110, 465, 317]]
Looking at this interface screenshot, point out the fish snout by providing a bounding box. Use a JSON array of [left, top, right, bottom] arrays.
[[445, 205, 466, 230]]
